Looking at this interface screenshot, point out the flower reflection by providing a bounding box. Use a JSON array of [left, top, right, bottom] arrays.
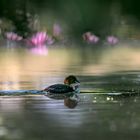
[[107, 36, 119, 45], [83, 32, 99, 44], [30, 45, 48, 55]]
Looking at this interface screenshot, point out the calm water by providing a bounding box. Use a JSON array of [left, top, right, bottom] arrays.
[[0, 42, 140, 140]]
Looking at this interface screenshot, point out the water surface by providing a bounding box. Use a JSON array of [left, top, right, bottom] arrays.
[[0, 43, 140, 140]]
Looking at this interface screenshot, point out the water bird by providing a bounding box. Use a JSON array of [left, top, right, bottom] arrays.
[[43, 75, 80, 100]]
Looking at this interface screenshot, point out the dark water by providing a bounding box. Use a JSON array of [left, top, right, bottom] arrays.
[[0, 43, 140, 140], [0, 94, 140, 140]]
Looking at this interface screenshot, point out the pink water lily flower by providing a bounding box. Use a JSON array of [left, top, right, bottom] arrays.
[[5, 32, 23, 41], [29, 32, 47, 46], [46, 36, 55, 45], [27, 31, 54, 46], [107, 36, 119, 45], [83, 32, 99, 44], [53, 23, 62, 37]]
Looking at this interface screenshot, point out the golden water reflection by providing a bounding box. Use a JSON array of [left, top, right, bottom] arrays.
[[0, 44, 140, 90]]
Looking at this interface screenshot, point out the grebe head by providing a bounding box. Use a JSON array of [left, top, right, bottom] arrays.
[[64, 75, 80, 93]]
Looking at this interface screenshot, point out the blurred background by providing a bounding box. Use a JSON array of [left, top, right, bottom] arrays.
[[0, 0, 140, 91], [0, 0, 140, 41]]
